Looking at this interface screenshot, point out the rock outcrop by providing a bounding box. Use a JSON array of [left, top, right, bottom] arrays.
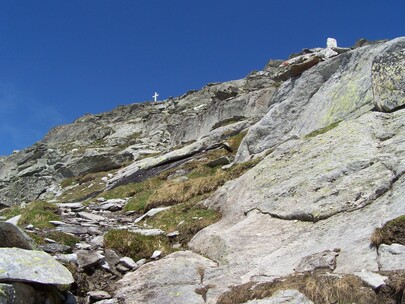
[[1, 37, 404, 304]]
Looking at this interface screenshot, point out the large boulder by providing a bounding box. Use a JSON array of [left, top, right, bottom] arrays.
[[0, 222, 35, 250], [189, 109, 405, 302], [0, 248, 74, 285], [114, 251, 218, 304]]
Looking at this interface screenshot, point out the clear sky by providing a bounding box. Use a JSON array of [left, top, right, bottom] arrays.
[[0, 0, 404, 156]]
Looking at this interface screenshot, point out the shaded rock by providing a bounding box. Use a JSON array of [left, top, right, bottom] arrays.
[[378, 244, 405, 271], [0, 283, 15, 304], [57, 225, 88, 235], [372, 37, 405, 112], [104, 249, 121, 267], [88, 290, 111, 301], [0, 248, 73, 285], [205, 156, 231, 168], [49, 220, 66, 226], [294, 250, 339, 273], [114, 251, 217, 304], [76, 250, 104, 269], [41, 242, 72, 254], [0, 222, 35, 250], [354, 270, 388, 289], [243, 289, 314, 304]]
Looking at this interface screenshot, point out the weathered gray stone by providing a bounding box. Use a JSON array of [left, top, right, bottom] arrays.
[[0, 222, 35, 250], [205, 156, 231, 168], [76, 250, 104, 269], [0, 248, 74, 285], [119, 257, 138, 270], [57, 225, 88, 235], [294, 250, 339, 273], [41, 242, 71, 254], [115, 251, 217, 304], [243, 289, 314, 304], [372, 37, 405, 112], [90, 235, 104, 248], [134, 207, 171, 223], [354, 270, 388, 289], [378, 244, 405, 271], [88, 290, 111, 301], [236, 39, 399, 162], [78, 211, 105, 222], [189, 110, 405, 302]]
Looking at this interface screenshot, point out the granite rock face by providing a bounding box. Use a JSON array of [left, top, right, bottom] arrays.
[[0, 73, 276, 206], [236, 37, 405, 162]]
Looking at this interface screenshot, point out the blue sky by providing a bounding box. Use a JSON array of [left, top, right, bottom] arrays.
[[0, 0, 404, 156]]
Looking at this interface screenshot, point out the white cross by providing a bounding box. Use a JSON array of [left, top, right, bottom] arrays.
[[152, 92, 159, 102]]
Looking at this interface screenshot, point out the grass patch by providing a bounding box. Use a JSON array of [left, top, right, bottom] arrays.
[[104, 229, 171, 261], [18, 201, 60, 229], [305, 121, 341, 139], [370, 215, 405, 247], [56, 171, 109, 203], [146, 198, 220, 245], [0, 201, 61, 229], [217, 273, 378, 304], [0, 205, 21, 220]]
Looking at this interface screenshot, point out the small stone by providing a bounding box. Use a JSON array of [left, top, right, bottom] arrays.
[[57, 225, 88, 235], [172, 243, 182, 249], [205, 156, 231, 168], [105, 249, 121, 266], [151, 250, 162, 259], [78, 211, 105, 222], [167, 231, 180, 237], [116, 264, 131, 274], [97, 197, 106, 202], [42, 243, 71, 254], [45, 238, 56, 243], [49, 220, 66, 226], [76, 243, 92, 250], [88, 290, 111, 301], [136, 258, 146, 267], [26, 224, 34, 230], [57, 202, 83, 209], [76, 250, 104, 269], [55, 253, 78, 264], [119, 257, 138, 269], [90, 235, 104, 248], [354, 270, 388, 289]]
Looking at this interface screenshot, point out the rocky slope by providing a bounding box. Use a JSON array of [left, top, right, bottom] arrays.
[[1, 37, 404, 304]]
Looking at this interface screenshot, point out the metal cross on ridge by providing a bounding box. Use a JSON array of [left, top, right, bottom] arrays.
[[152, 92, 159, 102]]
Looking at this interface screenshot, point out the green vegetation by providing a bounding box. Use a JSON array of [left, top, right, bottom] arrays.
[[56, 171, 109, 203], [104, 229, 171, 261], [370, 215, 405, 247], [305, 121, 341, 139], [0, 201, 61, 229]]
